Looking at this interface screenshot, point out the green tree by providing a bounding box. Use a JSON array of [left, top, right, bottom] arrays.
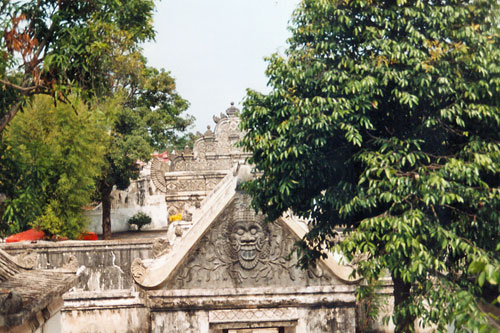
[[239, 0, 500, 331], [98, 61, 192, 240], [0, 0, 155, 132], [0, 95, 106, 238]]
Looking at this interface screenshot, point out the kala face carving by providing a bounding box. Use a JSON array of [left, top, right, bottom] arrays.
[[229, 219, 268, 270]]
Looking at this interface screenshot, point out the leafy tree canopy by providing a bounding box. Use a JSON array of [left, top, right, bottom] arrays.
[[240, 0, 500, 331], [0, 0, 155, 132], [0, 95, 106, 238], [97, 57, 193, 240]]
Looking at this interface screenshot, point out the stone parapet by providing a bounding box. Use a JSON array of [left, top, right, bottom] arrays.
[[1, 240, 153, 291]]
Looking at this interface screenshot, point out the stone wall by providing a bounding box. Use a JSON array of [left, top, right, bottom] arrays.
[[62, 290, 149, 333], [1, 239, 153, 291], [84, 165, 169, 235], [147, 286, 356, 333]]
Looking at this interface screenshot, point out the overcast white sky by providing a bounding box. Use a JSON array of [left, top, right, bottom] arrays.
[[142, 0, 299, 132]]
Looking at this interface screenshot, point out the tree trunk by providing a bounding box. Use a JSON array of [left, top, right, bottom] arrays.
[[392, 273, 414, 332], [101, 186, 113, 240]]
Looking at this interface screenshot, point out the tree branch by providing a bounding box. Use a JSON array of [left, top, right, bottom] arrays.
[[0, 78, 39, 94], [0, 101, 23, 133]]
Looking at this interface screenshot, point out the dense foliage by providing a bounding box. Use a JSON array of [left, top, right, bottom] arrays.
[[0, 95, 105, 238], [0, 0, 155, 132], [97, 56, 192, 240], [0, 0, 193, 239], [240, 0, 500, 331], [128, 212, 152, 231]]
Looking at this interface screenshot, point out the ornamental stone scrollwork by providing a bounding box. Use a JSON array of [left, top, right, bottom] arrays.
[[152, 238, 171, 258], [131, 258, 147, 284], [150, 104, 251, 220], [167, 201, 187, 219], [150, 157, 169, 193], [168, 103, 247, 174], [169, 193, 336, 289], [209, 308, 298, 324]]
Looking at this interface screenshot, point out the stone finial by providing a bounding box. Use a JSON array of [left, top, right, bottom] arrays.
[[226, 102, 239, 117], [196, 131, 203, 138], [174, 226, 183, 238], [204, 125, 214, 137], [182, 144, 193, 155], [213, 115, 220, 124]]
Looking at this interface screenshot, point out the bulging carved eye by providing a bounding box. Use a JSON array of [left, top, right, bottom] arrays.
[[237, 228, 245, 235], [250, 227, 257, 235]]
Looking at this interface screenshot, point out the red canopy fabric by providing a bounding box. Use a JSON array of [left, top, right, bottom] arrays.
[[5, 229, 98, 242], [77, 232, 97, 241], [6, 229, 45, 243]]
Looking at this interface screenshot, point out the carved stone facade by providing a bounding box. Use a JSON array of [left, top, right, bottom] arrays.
[[123, 104, 360, 331], [151, 103, 250, 222], [170, 193, 338, 289]]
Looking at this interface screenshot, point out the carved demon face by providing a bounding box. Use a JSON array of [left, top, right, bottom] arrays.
[[229, 220, 267, 270]]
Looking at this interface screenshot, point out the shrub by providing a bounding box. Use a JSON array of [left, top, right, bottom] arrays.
[[128, 212, 151, 231], [30, 205, 64, 238]]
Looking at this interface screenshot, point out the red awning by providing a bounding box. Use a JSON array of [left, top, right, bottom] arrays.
[[6, 229, 45, 243]]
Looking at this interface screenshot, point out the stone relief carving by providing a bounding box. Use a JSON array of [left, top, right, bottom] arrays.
[[171, 156, 235, 172], [62, 255, 79, 272], [151, 104, 251, 223], [13, 249, 37, 269], [131, 258, 147, 284], [168, 103, 246, 174], [210, 308, 298, 323], [228, 214, 269, 271], [152, 238, 171, 258], [151, 157, 168, 193], [165, 176, 226, 194], [167, 201, 186, 218], [170, 193, 333, 289]]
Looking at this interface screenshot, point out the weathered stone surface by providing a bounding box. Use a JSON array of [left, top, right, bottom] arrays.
[[12, 249, 37, 269], [1, 240, 153, 291], [62, 290, 149, 333], [151, 309, 209, 333], [169, 193, 339, 289], [147, 286, 356, 333], [0, 248, 78, 332], [84, 165, 169, 234], [132, 172, 239, 288], [150, 103, 250, 221], [151, 238, 171, 258]]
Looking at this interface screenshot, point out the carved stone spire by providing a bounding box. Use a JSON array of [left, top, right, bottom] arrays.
[[226, 102, 239, 117], [204, 125, 214, 137]]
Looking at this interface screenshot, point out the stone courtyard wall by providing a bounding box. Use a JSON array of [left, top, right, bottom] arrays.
[[1, 239, 153, 291], [0, 239, 437, 332]]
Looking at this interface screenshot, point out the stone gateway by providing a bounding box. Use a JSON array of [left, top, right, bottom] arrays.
[[2, 104, 406, 332]]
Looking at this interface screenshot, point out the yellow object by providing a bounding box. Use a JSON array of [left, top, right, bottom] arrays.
[[169, 213, 182, 222]]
